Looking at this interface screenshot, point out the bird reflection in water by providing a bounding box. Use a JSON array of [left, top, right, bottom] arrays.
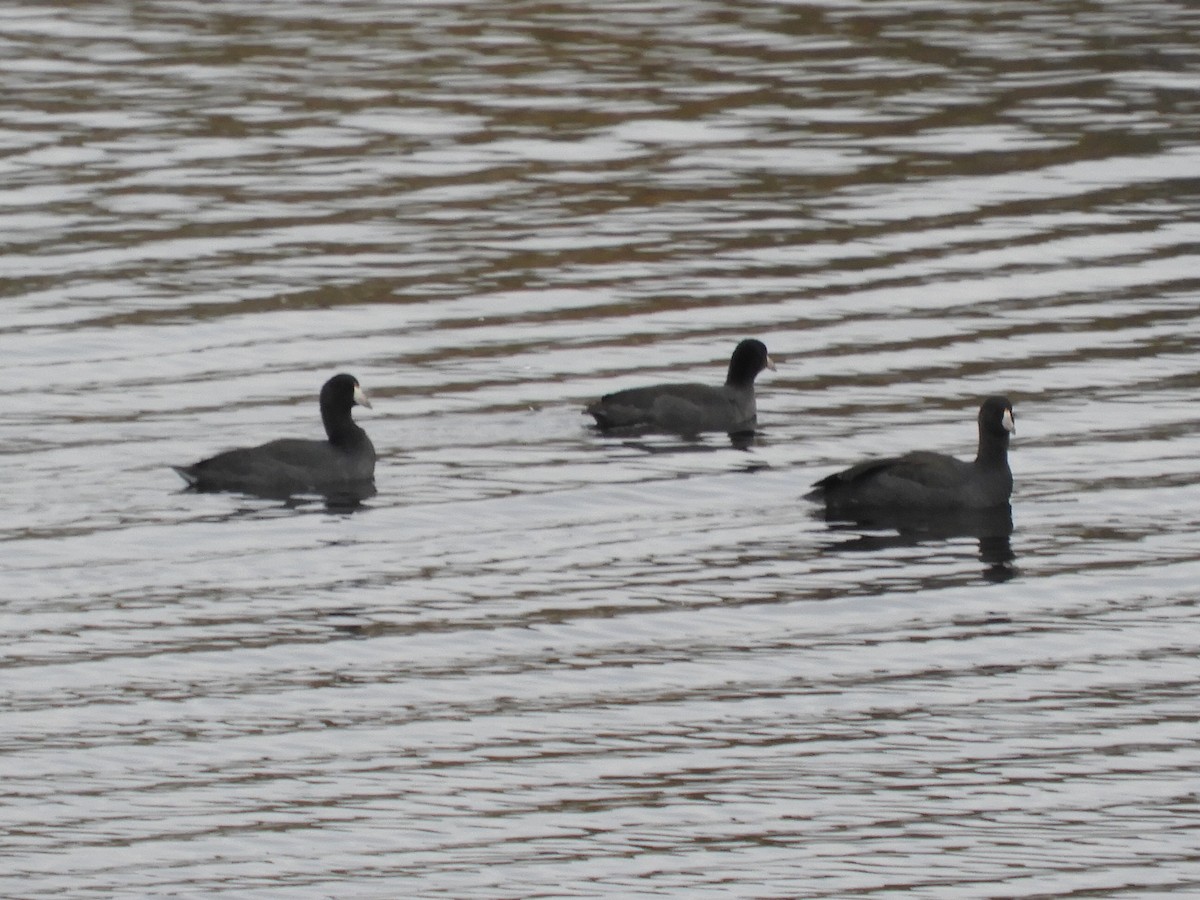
[[818, 504, 1017, 584], [205, 481, 378, 519], [311, 482, 377, 515]]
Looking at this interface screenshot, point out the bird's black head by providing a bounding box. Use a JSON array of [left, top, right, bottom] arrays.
[[726, 339, 776, 387], [978, 395, 1015, 437], [321, 373, 371, 414]]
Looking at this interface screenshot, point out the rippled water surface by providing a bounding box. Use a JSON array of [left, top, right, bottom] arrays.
[[4, 1, 1200, 896]]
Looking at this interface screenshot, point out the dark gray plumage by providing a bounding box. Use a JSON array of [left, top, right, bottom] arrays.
[[586, 339, 775, 434], [173, 373, 375, 497], [808, 396, 1015, 512]]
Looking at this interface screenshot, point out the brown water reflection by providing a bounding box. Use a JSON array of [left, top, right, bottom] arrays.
[[3, 1, 1200, 897]]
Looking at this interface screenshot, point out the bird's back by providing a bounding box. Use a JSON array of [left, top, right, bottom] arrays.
[[176, 436, 374, 495], [588, 382, 755, 433], [810, 451, 981, 510]]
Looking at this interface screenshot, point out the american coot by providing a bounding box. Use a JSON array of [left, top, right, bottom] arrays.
[[173, 373, 375, 497], [585, 339, 776, 434], [808, 396, 1015, 512]]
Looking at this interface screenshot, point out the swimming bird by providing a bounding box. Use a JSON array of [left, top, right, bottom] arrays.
[[808, 396, 1015, 512], [173, 373, 375, 497], [585, 338, 775, 434]]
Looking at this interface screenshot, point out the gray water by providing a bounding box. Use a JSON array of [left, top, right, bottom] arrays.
[[3, 1, 1200, 897]]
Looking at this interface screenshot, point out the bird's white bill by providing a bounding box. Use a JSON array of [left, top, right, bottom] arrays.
[[1002, 407, 1015, 434], [354, 384, 372, 409], [765, 355, 777, 371]]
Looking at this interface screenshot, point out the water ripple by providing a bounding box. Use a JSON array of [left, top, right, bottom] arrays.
[[2, 0, 1200, 896]]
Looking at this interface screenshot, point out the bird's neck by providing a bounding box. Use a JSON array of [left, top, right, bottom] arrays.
[[323, 412, 364, 447], [976, 432, 1009, 467]]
